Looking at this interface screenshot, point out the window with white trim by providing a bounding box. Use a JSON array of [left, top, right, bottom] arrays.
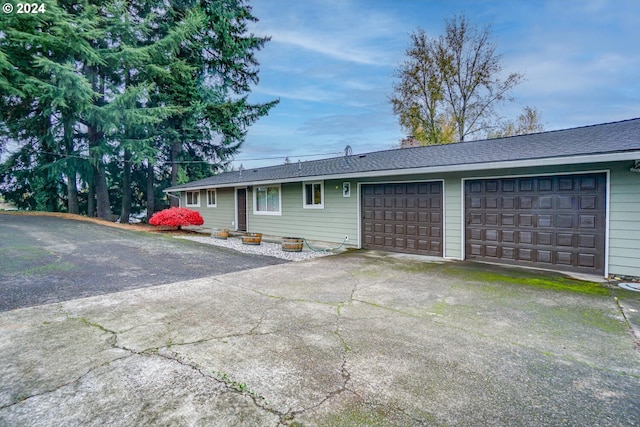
[[206, 189, 217, 207], [254, 185, 281, 215], [185, 190, 200, 207], [303, 181, 324, 209]]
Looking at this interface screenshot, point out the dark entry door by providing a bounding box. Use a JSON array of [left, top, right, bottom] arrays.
[[237, 188, 247, 232], [465, 173, 607, 274], [361, 182, 443, 256]]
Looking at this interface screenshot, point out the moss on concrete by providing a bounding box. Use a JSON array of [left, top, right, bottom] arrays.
[[442, 264, 609, 296]]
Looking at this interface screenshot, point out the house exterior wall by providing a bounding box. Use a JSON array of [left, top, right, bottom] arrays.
[[608, 162, 640, 277], [178, 160, 640, 277], [180, 188, 236, 230], [247, 180, 359, 244]]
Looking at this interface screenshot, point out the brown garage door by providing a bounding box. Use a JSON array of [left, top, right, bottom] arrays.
[[362, 182, 443, 256], [465, 173, 606, 274]]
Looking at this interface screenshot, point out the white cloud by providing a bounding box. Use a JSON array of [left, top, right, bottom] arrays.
[[253, 85, 339, 103], [250, 0, 404, 67], [266, 29, 385, 66]]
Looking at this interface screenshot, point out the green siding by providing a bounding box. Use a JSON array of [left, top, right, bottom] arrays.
[[181, 188, 236, 231], [176, 159, 640, 277], [608, 162, 640, 276], [247, 180, 359, 245], [444, 177, 462, 259]]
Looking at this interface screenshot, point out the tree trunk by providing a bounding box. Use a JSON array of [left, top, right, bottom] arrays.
[[87, 181, 96, 217], [170, 141, 181, 207], [120, 149, 132, 223], [86, 67, 112, 221], [63, 117, 79, 214], [67, 172, 80, 214], [94, 163, 112, 221], [146, 161, 155, 220]]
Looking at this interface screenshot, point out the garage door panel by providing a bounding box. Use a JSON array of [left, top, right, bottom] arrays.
[[502, 247, 515, 259], [362, 182, 443, 256], [538, 215, 552, 227], [465, 173, 606, 274], [502, 197, 515, 209], [538, 196, 553, 209], [579, 234, 596, 248], [503, 230, 515, 242], [579, 253, 596, 268], [537, 232, 552, 245], [538, 178, 553, 191], [537, 250, 552, 264]]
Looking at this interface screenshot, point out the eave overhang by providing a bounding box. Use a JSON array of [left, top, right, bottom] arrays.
[[163, 151, 640, 192]]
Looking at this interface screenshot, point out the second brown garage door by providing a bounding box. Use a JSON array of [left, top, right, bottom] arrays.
[[362, 182, 443, 256], [465, 173, 606, 274]]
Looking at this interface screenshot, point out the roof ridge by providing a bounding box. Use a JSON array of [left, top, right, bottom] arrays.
[[230, 117, 640, 172], [369, 116, 640, 155], [168, 117, 640, 191]]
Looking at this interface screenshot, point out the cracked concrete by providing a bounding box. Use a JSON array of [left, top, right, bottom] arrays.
[[1, 251, 639, 426]]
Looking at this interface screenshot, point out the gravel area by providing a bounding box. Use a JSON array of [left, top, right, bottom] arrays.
[[175, 235, 336, 261]]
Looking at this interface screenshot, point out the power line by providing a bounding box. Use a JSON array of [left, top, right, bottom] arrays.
[[0, 147, 342, 165]]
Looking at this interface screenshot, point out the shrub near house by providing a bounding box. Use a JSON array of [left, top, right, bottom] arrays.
[[149, 207, 204, 230]]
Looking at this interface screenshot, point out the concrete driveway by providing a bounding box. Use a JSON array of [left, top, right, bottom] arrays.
[[1, 248, 639, 426]]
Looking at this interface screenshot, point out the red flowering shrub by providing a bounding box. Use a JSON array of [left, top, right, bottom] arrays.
[[148, 207, 204, 230]]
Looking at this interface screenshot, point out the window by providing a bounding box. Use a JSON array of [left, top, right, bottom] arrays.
[[303, 181, 324, 209], [254, 185, 281, 215], [185, 190, 200, 207], [206, 189, 217, 207]]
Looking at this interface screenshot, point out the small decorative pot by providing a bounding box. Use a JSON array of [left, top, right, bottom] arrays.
[[242, 232, 262, 245], [212, 228, 230, 240], [282, 237, 304, 252]]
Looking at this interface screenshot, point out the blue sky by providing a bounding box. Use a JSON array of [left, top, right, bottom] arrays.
[[234, 0, 640, 169]]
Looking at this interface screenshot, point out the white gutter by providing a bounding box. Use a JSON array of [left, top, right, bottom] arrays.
[[163, 151, 640, 192]]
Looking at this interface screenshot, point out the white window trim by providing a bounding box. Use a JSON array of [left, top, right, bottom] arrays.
[[253, 184, 282, 216], [206, 189, 217, 207], [185, 190, 200, 207], [303, 181, 324, 209]]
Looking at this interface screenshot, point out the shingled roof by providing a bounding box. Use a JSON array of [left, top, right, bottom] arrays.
[[166, 118, 640, 191]]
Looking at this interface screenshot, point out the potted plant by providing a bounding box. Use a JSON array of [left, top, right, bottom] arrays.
[[242, 232, 262, 245], [281, 237, 304, 252], [212, 228, 230, 240]]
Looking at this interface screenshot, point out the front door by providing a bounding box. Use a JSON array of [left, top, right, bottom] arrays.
[[237, 188, 247, 232]]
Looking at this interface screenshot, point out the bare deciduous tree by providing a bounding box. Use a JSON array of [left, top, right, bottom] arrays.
[[391, 14, 524, 145], [488, 106, 545, 138]]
